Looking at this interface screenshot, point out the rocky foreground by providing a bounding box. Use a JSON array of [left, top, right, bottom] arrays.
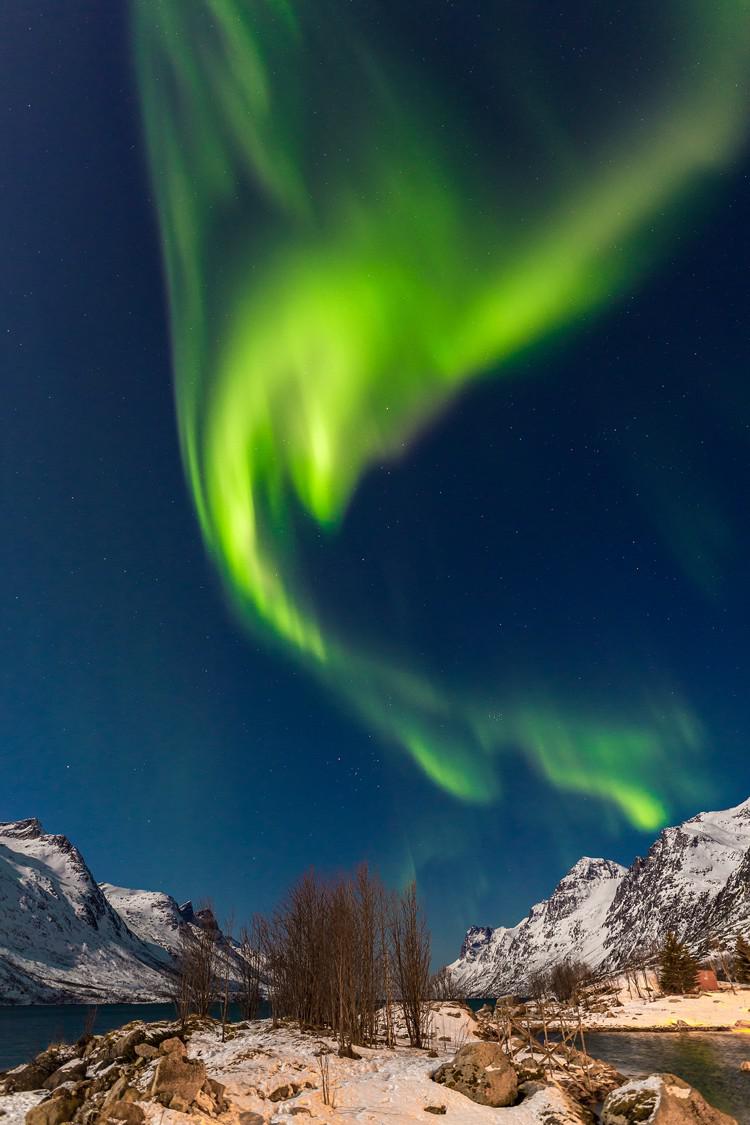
[[0, 1004, 742, 1125]]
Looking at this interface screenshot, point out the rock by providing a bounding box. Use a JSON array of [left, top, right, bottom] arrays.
[[433, 1041, 517, 1108], [102, 1030, 147, 1064], [424, 1108, 447, 1115], [43, 1061, 87, 1091], [268, 1082, 295, 1102], [206, 1078, 226, 1101], [133, 1044, 159, 1060], [521, 1085, 593, 1124], [158, 1038, 186, 1058], [102, 1075, 138, 1108], [25, 1093, 81, 1125], [193, 1089, 214, 1114], [238, 1115, 265, 1125], [602, 1073, 737, 1125], [740, 1061, 750, 1073], [169, 1096, 192, 1113], [8, 1049, 75, 1093], [88, 1066, 125, 1096], [150, 1054, 206, 1105], [105, 1105, 145, 1125]]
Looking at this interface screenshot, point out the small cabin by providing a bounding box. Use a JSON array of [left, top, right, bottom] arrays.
[[696, 967, 719, 991]]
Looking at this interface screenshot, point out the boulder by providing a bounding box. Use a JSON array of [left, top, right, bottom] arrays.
[[133, 1044, 159, 1061], [102, 1075, 137, 1108], [602, 1074, 737, 1125], [238, 1115, 265, 1125], [43, 1060, 87, 1091], [193, 1090, 214, 1114], [158, 1038, 186, 1058], [7, 1048, 76, 1093], [25, 1093, 81, 1125], [105, 1105, 145, 1125], [268, 1082, 295, 1102], [432, 1041, 517, 1108], [150, 1054, 206, 1106], [102, 1029, 147, 1064]]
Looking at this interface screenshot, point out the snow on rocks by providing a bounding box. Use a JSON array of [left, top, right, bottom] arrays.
[[601, 1073, 738, 1125]]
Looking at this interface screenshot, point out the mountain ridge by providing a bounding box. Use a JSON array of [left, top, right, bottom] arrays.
[[0, 818, 216, 1004], [449, 795, 750, 996]]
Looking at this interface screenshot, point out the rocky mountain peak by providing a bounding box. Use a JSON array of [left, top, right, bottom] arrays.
[[450, 792, 750, 996], [0, 818, 44, 840]]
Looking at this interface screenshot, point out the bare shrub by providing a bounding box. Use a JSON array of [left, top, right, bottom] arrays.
[[547, 959, 594, 1003], [430, 966, 457, 1001]]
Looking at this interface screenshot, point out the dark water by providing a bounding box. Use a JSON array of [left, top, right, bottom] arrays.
[[586, 1032, 750, 1123], [0, 1002, 269, 1072]]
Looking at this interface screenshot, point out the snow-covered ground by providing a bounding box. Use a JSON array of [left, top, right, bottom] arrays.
[[0, 1090, 45, 1125], [171, 1007, 583, 1124], [583, 986, 750, 1031]]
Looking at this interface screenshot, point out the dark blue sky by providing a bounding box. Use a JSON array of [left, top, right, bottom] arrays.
[[2, 2, 750, 967]]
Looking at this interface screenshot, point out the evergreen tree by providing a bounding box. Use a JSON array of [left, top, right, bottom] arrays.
[[658, 931, 699, 994], [735, 934, 750, 984]]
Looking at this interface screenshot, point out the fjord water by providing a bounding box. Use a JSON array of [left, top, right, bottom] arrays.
[[0, 1003, 269, 1072], [586, 1032, 750, 1123]]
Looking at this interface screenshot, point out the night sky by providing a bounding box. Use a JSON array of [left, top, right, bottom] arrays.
[[2, 1, 750, 967]]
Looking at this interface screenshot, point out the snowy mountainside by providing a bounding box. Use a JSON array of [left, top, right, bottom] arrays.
[[451, 857, 625, 996], [0, 819, 222, 1004], [98, 884, 188, 959], [450, 796, 750, 996]]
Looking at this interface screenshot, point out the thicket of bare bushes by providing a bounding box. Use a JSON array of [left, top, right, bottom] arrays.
[[171, 867, 435, 1054], [527, 958, 595, 1003], [264, 865, 432, 1053]]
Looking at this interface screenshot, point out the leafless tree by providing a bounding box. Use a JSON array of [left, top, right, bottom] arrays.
[[258, 865, 432, 1051], [173, 902, 220, 1022], [430, 966, 457, 1001], [238, 915, 265, 1020], [390, 881, 431, 1047], [527, 967, 551, 1001]]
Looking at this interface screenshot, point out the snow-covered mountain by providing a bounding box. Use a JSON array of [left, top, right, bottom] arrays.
[[0, 819, 216, 1004], [450, 795, 750, 996]]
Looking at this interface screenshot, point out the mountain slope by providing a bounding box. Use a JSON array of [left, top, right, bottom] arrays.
[[0, 819, 175, 1004], [450, 796, 750, 996], [98, 884, 189, 960]]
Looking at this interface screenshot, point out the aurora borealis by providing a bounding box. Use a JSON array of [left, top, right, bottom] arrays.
[[3, 0, 750, 961], [133, 0, 749, 828]]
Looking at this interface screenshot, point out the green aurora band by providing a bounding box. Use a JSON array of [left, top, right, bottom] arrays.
[[134, 0, 750, 830]]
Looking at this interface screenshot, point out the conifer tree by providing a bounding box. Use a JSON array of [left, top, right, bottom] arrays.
[[735, 934, 750, 984], [658, 931, 699, 994]]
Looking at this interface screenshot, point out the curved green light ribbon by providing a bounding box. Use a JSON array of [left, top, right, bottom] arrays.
[[133, 0, 749, 828]]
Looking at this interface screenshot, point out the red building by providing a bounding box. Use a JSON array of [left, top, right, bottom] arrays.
[[696, 968, 719, 991]]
